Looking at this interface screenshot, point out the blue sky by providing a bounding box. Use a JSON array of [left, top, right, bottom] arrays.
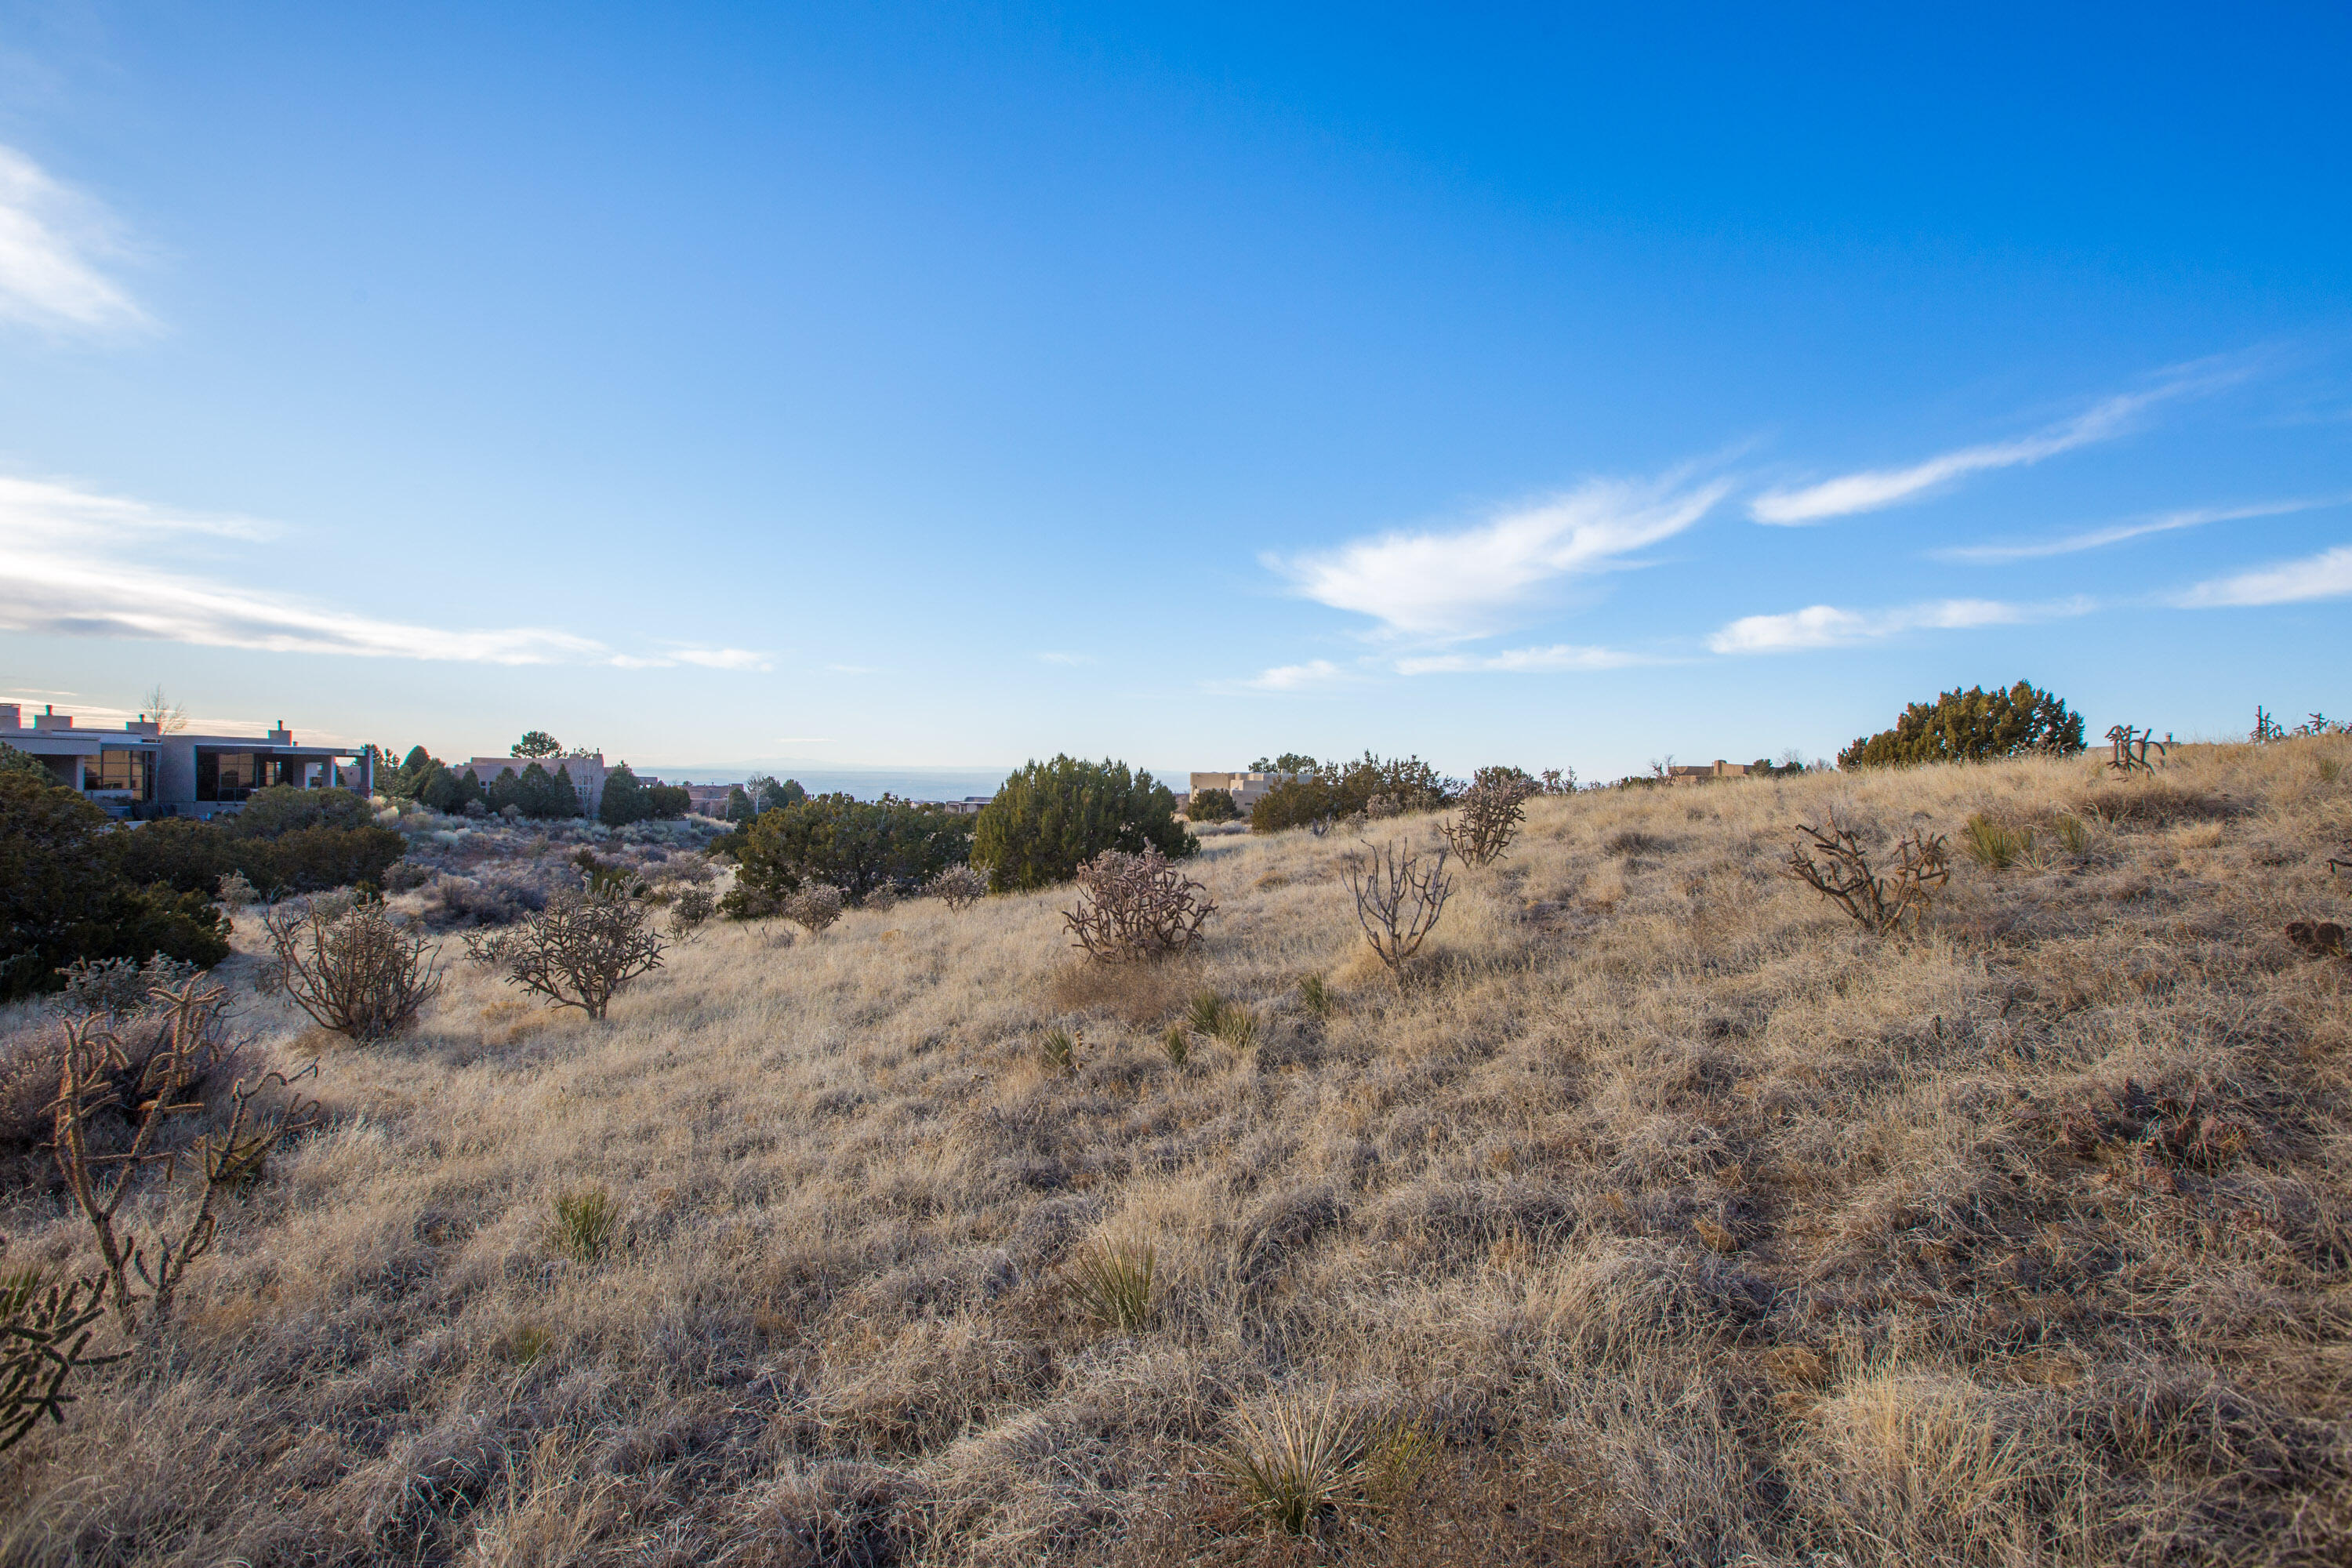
[[1, 3, 2346, 786]]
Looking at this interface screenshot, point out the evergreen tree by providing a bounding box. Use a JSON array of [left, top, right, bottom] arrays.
[[1838, 681, 2085, 770], [599, 763, 652, 826], [969, 756, 1194, 891]]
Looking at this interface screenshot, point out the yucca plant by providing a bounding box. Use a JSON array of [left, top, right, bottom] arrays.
[[1211, 1386, 1373, 1537], [2055, 814, 2090, 854], [1066, 1239, 1157, 1331], [552, 1185, 620, 1263], [1183, 991, 1258, 1051], [1960, 813, 2031, 869], [1040, 1025, 1080, 1077], [1161, 1024, 1189, 1066]]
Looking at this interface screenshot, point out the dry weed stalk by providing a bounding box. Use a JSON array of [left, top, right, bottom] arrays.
[[1439, 780, 1531, 866], [1, 1243, 118, 1454], [1062, 849, 1214, 963], [261, 898, 445, 1040], [49, 978, 319, 1329], [1784, 817, 1949, 934], [466, 884, 666, 1020], [1352, 838, 1454, 979]]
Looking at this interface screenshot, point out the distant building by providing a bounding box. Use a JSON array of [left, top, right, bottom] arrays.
[[1, 703, 373, 819], [684, 784, 735, 818], [461, 754, 608, 818], [1189, 771, 1290, 815], [1665, 759, 1760, 786], [934, 797, 993, 816]]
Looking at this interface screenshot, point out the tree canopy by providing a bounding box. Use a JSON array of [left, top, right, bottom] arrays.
[[970, 756, 1193, 891], [1838, 681, 2086, 770]]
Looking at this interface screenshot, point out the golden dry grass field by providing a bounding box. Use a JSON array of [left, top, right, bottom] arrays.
[[5, 739, 2352, 1566]]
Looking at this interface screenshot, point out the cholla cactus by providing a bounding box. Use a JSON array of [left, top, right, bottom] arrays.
[[927, 864, 989, 911], [784, 884, 844, 935]]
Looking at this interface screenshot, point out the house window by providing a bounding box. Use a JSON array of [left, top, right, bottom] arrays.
[[198, 751, 260, 801], [89, 749, 151, 797]]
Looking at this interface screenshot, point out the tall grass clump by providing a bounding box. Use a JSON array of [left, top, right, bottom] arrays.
[[1211, 1386, 1373, 1537], [1960, 813, 2032, 869], [551, 1185, 620, 1262], [1065, 1239, 1156, 1331]]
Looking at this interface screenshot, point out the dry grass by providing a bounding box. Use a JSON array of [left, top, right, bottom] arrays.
[[4, 738, 2352, 1563]]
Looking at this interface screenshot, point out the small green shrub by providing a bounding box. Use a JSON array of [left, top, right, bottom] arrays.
[[1187, 787, 1239, 823], [1299, 975, 1332, 1018], [1960, 814, 2032, 869], [552, 1185, 619, 1262], [1065, 1239, 1156, 1331], [1040, 1025, 1080, 1077]]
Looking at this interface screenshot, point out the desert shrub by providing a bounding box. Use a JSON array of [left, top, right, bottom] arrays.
[[784, 884, 845, 935], [0, 772, 230, 1000], [552, 1185, 620, 1262], [1065, 1239, 1156, 1330], [466, 884, 666, 1019], [970, 756, 1194, 891], [716, 794, 974, 902], [226, 784, 374, 838], [862, 882, 898, 913], [1960, 813, 2033, 869], [1352, 839, 1454, 980], [216, 869, 260, 908], [927, 864, 988, 909], [55, 954, 200, 1017], [1838, 680, 2085, 769], [1062, 848, 1215, 963], [111, 815, 407, 901], [644, 782, 690, 818], [664, 884, 717, 941], [1440, 773, 1534, 866], [1248, 753, 1454, 836], [1784, 817, 1950, 933], [1188, 787, 1239, 823], [260, 899, 446, 1040]]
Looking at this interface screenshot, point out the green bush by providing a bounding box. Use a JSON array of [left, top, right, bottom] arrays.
[[1188, 786, 1239, 822], [1838, 681, 2085, 770], [228, 784, 373, 837], [599, 763, 652, 826], [970, 757, 1194, 891], [716, 794, 975, 902], [1248, 753, 1450, 834], [0, 772, 230, 999], [644, 783, 689, 818], [111, 815, 405, 901], [486, 762, 582, 819]]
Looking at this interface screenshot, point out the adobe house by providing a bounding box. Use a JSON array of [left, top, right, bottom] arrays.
[[460, 753, 608, 818], [1189, 771, 1290, 815], [1, 703, 374, 819], [1666, 759, 1762, 786]]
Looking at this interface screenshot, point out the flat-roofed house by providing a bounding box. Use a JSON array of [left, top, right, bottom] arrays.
[[1, 703, 374, 819], [1189, 771, 1290, 815], [460, 754, 609, 818], [1665, 759, 1759, 786]]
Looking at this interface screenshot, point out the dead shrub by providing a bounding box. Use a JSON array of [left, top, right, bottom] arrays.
[[2038, 1078, 2253, 1172], [1352, 838, 1454, 980], [1062, 848, 1215, 963], [464, 884, 666, 1020], [1784, 816, 1948, 934], [261, 899, 446, 1041], [927, 864, 989, 910]]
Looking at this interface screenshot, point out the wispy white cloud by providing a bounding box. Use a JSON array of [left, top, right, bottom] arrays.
[[1268, 470, 1732, 639], [1933, 498, 2336, 564], [2175, 544, 2352, 608], [0, 144, 145, 332], [0, 471, 759, 667], [823, 662, 877, 675], [1395, 643, 1646, 675], [668, 647, 771, 670], [1036, 651, 1094, 666], [1751, 370, 2237, 524], [1708, 596, 2096, 654], [1244, 659, 1350, 691]]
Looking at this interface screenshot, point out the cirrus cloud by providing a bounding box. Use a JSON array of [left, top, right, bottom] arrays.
[[2174, 544, 2352, 608], [0, 144, 146, 332], [1708, 596, 2096, 654]]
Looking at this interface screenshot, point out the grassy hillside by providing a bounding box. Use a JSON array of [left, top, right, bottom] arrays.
[[5, 739, 2350, 1565]]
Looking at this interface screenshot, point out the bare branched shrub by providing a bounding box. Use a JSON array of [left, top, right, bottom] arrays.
[[1, 1243, 118, 1454], [784, 884, 844, 937], [2106, 723, 2168, 775], [663, 884, 717, 942], [1062, 849, 1215, 964], [470, 886, 666, 1020], [51, 978, 319, 1329], [261, 900, 446, 1041], [1352, 838, 1454, 979], [1439, 779, 1531, 866], [1784, 817, 1949, 934], [1065, 1239, 1156, 1331], [862, 883, 898, 913], [214, 870, 258, 911], [927, 864, 989, 910]]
